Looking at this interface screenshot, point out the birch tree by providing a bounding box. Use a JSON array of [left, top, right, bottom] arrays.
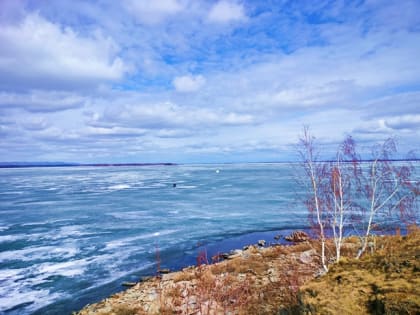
[[353, 139, 417, 258], [328, 154, 346, 262], [298, 127, 328, 272], [298, 129, 418, 265]]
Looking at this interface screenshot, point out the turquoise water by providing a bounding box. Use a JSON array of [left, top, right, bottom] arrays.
[[0, 164, 309, 314]]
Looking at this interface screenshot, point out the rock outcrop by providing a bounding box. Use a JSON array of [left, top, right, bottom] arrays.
[[76, 242, 321, 315], [285, 230, 309, 242]]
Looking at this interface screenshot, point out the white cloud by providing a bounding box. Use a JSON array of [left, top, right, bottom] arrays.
[[85, 126, 147, 138], [173, 74, 205, 92], [207, 1, 246, 23], [0, 13, 127, 90], [384, 115, 420, 130], [20, 117, 50, 131], [353, 120, 392, 135], [155, 129, 196, 138], [0, 91, 84, 112], [90, 102, 255, 131], [123, 0, 184, 24], [362, 92, 420, 118], [1, 1, 419, 163]]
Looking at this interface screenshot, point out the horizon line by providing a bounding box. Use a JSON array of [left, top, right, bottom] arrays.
[[1, 158, 419, 168]]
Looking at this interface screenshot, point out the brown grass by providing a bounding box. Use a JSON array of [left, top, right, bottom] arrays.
[[76, 230, 420, 315], [171, 271, 196, 282], [298, 226, 420, 314]]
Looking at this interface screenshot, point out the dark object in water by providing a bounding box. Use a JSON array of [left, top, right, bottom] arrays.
[[172, 183, 177, 188]]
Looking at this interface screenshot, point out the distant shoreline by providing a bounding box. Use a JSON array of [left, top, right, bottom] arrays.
[[0, 163, 177, 168], [1, 159, 419, 168]]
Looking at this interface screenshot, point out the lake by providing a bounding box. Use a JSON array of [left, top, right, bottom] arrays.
[[0, 163, 309, 314]]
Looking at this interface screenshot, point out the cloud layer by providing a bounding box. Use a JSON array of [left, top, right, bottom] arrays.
[[0, 13, 126, 90], [0, 0, 419, 163]]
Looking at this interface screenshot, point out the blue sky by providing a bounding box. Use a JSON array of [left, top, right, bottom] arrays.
[[0, 0, 419, 163]]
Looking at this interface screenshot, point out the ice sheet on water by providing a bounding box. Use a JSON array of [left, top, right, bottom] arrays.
[[0, 234, 26, 243], [108, 211, 155, 220], [0, 268, 63, 313], [0, 287, 62, 314], [0, 225, 10, 232], [176, 185, 197, 189], [0, 245, 79, 262], [37, 259, 88, 277], [104, 229, 179, 250], [108, 184, 131, 190], [0, 163, 318, 314]]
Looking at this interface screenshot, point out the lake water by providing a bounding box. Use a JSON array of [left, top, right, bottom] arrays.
[[0, 163, 310, 314]]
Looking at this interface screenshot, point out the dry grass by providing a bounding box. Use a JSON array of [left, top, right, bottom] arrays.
[[95, 305, 141, 315], [147, 243, 321, 314], [260, 244, 289, 258], [298, 226, 420, 314], [76, 230, 420, 315], [171, 270, 196, 282]]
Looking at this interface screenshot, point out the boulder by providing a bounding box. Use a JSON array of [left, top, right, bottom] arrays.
[[285, 231, 309, 242], [226, 249, 243, 259], [299, 249, 316, 264], [258, 239, 266, 247], [122, 282, 137, 287]]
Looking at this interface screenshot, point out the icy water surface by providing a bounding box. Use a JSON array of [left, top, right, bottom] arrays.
[[0, 164, 308, 314]]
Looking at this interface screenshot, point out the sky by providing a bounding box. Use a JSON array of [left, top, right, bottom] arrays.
[[0, 0, 419, 163]]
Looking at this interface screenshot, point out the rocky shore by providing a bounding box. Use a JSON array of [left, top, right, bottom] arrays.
[[75, 228, 420, 315]]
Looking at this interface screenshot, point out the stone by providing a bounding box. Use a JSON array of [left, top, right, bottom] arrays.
[[285, 230, 309, 242], [274, 234, 281, 240], [227, 253, 241, 259], [162, 273, 177, 281], [227, 250, 243, 259], [122, 282, 137, 287], [299, 249, 316, 264], [258, 239, 266, 247], [221, 253, 230, 259], [314, 268, 328, 278], [159, 268, 170, 274]]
